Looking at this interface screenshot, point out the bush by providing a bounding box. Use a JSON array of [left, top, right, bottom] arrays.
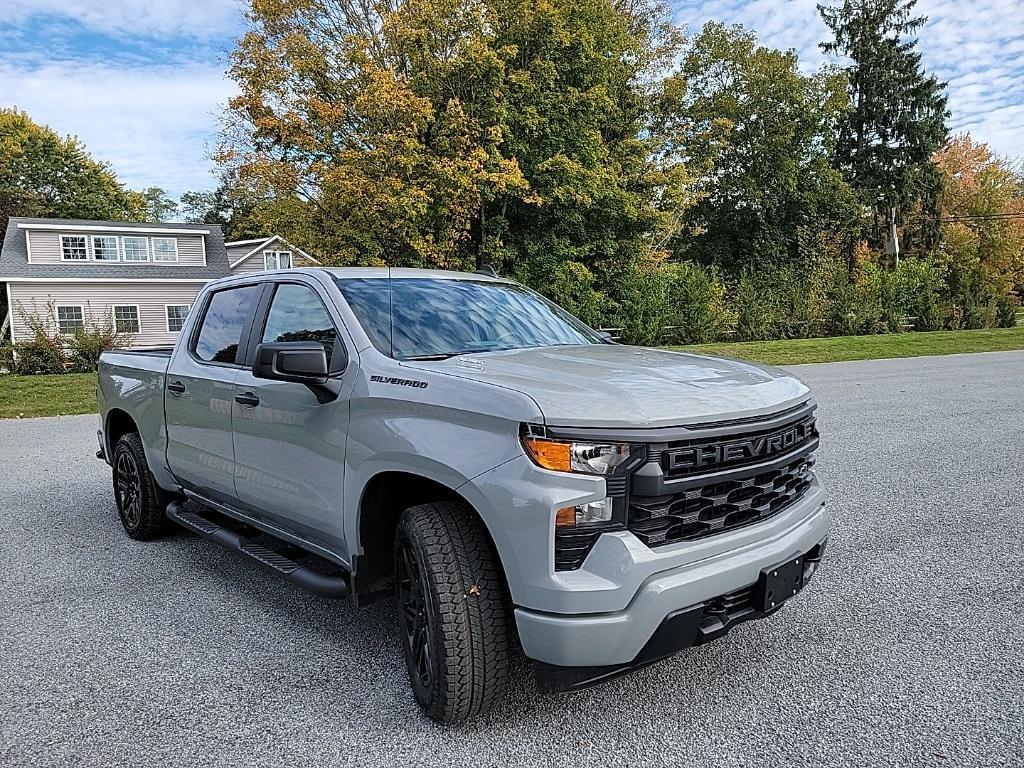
[[6, 302, 131, 375], [663, 262, 732, 344], [601, 256, 671, 346], [995, 295, 1018, 328], [544, 261, 605, 329], [67, 318, 129, 372], [9, 328, 67, 374], [0, 344, 14, 373]]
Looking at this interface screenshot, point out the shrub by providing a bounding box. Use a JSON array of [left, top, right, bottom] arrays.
[[67, 316, 129, 372], [544, 261, 605, 329], [601, 256, 671, 346], [7, 302, 131, 375], [10, 330, 67, 374], [0, 344, 14, 373], [995, 295, 1018, 328], [663, 262, 732, 344]]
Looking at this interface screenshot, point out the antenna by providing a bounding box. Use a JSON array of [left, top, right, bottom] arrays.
[[475, 264, 500, 278]]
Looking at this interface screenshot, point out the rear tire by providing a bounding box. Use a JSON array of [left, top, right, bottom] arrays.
[[394, 501, 511, 724], [112, 432, 173, 541]]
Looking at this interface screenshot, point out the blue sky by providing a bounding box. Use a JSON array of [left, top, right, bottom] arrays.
[[3, 0, 1022, 199]]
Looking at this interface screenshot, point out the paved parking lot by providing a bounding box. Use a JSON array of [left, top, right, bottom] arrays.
[[2, 351, 1022, 767]]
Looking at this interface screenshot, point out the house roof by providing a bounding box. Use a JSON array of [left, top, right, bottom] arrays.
[[225, 234, 321, 268], [1, 217, 232, 281]]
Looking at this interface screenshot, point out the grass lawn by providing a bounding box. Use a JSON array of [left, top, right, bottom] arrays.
[[0, 373, 98, 419], [676, 325, 1024, 366]]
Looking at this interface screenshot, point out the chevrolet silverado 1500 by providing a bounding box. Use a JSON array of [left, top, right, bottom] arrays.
[[97, 267, 828, 723]]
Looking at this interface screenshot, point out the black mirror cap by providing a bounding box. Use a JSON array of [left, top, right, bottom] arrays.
[[253, 341, 330, 384]]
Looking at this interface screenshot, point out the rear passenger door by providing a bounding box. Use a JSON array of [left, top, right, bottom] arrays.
[[230, 279, 353, 554], [165, 282, 264, 504]]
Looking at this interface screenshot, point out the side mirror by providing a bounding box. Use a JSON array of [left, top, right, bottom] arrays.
[[597, 330, 615, 343], [253, 342, 329, 385]]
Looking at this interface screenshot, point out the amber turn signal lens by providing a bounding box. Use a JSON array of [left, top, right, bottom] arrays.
[[523, 438, 571, 472], [555, 506, 577, 528]]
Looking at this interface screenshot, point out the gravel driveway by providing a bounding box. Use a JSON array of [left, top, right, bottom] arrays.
[[2, 351, 1022, 767]]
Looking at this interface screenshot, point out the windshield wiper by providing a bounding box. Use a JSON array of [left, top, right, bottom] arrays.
[[402, 352, 465, 361]]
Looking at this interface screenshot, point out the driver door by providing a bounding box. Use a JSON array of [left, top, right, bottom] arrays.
[[231, 278, 353, 554]]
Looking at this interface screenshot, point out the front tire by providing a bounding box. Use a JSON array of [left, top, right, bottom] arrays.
[[112, 432, 173, 541], [394, 501, 511, 724]]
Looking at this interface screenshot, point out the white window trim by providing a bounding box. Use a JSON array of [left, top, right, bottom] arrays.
[[151, 237, 179, 263], [91, 234, 121, 262], [111, 304, 141, 334], [60, 234, 89, 261], [54, 304, 85, 335], [264, 250, 293, 270], [120, 235, 151, 263], [165, 304, 191, 333]]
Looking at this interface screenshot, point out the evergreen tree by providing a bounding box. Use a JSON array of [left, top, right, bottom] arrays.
[[818, 0, 949, 254]]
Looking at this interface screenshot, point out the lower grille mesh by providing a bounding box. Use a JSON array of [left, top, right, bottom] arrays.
[[628, 456, 814, 547]]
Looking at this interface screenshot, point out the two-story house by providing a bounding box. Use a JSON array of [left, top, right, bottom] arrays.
[[0, 218, 319, 348]]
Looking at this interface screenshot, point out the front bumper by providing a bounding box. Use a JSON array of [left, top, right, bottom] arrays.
[[513, 490, 829, 674], [533, 537, 827, 692]]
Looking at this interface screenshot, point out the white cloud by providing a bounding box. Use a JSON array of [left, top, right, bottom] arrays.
[[674, 0, 1024, 161], [1, 60, 236, 196], [4, 0, 245, 39]]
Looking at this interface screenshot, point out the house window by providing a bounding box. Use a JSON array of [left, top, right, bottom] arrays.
[[151, 238, 178, 262], [61, 235, 88, 260], [264, 250, 292, 270], [56, 305, 85, 335], [122, 236, 149, 262], [166, 304, 190, 333], [92, 235, 120, 261], [113, 305, 140, 334]]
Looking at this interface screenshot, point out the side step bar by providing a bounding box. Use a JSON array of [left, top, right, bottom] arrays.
[[166, 501, 349, 599]]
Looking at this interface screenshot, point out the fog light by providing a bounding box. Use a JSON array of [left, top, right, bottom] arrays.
[[556, 497, 614, 528]]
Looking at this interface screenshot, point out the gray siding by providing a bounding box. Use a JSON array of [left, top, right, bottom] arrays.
[[8, 282, 206, 348], [27, 230, 207, 267], [230, 249, 318, 274]]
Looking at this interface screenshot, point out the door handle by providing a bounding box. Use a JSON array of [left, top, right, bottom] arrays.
[[234, 392, 260, 407], [167, 380, 186, 394]]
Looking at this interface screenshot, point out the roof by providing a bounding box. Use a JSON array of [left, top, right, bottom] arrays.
[[1, 217, 231, 281], [321, 267, 509, 282], [225, 234, 321, 268]]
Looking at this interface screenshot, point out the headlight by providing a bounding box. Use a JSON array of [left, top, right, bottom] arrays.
[[522, 437, 635, 475]]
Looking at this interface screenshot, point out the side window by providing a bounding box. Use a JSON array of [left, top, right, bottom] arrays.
[[193, 285, 261, 364], [261, 284, 338, 367]]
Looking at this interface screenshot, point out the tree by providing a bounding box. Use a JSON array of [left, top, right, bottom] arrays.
[[671, 22, 861, 274], [179, 173, 266, 240], [141, 186, 178, 221], [0, 108, 144, 239], [819, 0, 949, 253], [933, 134, 1024, 294], [219, 0, 692, 277]]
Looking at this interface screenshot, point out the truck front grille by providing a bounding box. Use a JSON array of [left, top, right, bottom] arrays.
[[627, 455, 814, 546], [627, 406, 818, 548]]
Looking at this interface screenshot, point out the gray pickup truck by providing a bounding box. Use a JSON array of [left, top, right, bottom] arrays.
[[97, 267, 828, 723]]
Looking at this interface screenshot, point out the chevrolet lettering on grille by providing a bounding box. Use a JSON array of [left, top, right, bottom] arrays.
[[666, 423, 809, 471]]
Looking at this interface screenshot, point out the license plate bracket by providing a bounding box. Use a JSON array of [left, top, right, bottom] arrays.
[[755, 554, 805, 613]]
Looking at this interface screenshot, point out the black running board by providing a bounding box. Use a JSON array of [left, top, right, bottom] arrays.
[[166, 501, 349, 599]]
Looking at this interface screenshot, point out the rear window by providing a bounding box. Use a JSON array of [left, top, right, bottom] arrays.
[[193, 285, 261, 364]]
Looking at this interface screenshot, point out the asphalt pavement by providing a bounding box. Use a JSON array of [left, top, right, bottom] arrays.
[[1, 351, 1022, 767]]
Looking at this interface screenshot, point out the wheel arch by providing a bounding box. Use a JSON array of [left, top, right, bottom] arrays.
[[105, 408, 139, 457], [352, 470, 506, 607]]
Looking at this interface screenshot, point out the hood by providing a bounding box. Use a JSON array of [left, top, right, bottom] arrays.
[[401, 344, 810, 428]]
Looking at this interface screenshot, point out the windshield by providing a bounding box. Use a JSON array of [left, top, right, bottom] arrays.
[[334, 277, 604, 360]]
